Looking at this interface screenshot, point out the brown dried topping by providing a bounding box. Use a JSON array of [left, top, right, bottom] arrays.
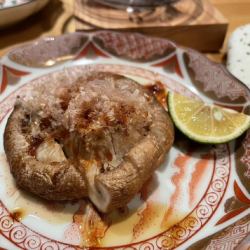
[[29, 136, 44, 156], [40, 117, 52, 130]]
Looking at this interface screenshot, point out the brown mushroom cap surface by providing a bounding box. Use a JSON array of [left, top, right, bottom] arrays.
[[4, 71, 174, 213]]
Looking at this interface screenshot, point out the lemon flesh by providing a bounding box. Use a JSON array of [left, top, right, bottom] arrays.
[[168, 92, 250, 144]]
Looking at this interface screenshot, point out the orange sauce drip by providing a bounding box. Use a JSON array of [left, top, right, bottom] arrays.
[[73, 202, 110, 247], [145, 81, 168, 109], [105, 150, 113, 162], [133, 202, 163, 240], [11, 208, 25, 221]]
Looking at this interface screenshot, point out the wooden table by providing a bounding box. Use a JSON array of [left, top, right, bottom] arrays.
[[0, 0, 250, 62]]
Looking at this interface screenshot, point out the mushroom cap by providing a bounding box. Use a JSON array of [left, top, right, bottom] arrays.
[[4, 106, 88, 200], [4, 71, 174, 212]]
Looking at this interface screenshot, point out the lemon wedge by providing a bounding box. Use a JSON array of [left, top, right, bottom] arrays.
[[168, 92, 250, 144]]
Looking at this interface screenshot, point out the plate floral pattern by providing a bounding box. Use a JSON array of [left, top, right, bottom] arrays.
[[0, 31, 249, 250]]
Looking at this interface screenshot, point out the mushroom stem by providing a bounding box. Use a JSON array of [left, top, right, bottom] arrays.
[[92, 135, 164, 213]]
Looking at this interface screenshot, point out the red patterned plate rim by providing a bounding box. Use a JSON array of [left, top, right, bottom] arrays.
[[0, 31, 249, 249]]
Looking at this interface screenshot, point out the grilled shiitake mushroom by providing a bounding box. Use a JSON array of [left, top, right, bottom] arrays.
[[4, 72, 174, 213]]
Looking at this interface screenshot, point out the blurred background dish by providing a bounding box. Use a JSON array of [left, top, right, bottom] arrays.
[[0, 0, 49, 28], [93, 0, 178, 9], [75, 0, 228, 52], [93, 0, 180, 24]]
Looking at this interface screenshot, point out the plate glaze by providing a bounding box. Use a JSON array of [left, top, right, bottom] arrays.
[[0, 31, 249, 250]]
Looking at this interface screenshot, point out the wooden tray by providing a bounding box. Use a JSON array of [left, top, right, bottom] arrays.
[[74, 0, 228, 52]]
